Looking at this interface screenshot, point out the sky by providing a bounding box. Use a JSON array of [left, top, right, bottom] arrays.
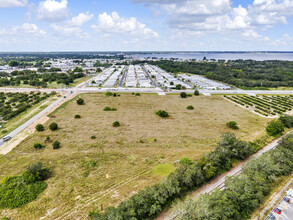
[[1, 0, 293, 51]]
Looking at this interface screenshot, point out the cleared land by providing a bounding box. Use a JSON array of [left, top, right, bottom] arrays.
[[0, 94, 270, 219]]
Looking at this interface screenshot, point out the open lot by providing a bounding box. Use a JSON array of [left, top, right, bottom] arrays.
[[0, 94, 270, 219]]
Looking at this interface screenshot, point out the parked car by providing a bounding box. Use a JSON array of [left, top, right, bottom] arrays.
[[2, 136, 11, 142], [283, 197, 290, 203], [273, 207, 282, 214], [268, 213, 275, 219]]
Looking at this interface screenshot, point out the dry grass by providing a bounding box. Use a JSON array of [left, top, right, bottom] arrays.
[[0, 93, 270, 219]]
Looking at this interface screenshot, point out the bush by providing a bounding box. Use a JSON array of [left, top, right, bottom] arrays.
[[91, 136, 96, 139], [74, 114, 81, 119], [180, 157, 193, 165], [105, 92, 113, 97], [45, 136, 51, 143], [180, 92, 187, 98], [266, 120, 284, 136], [112, 121, 120, 127], [186, 105, 194, 110], [35, 124, 45, 132], [279, 115, 293, 128], [155, 110, 169, 118], [76, 98, 84, 105], [33, 143, 45, 150], [135, 93, 141, 96], [194, 90, 200, 96], [52, 141, 61, 149], [113, 93, 117, 97], [226, 121, 239, 130], [103, 107, 111, 111], [49, 122, 58, 131], [0, 162, 49, 209]]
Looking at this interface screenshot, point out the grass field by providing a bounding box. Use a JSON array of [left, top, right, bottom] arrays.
[[0, 93, 270, 219]]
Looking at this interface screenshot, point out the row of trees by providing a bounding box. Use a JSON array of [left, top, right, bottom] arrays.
[[172, 132, 293, 219]]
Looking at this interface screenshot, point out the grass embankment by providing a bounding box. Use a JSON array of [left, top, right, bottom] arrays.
[[0, 94, 269, 219]]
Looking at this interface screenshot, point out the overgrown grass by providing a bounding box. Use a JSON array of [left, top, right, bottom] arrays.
[[152, 163, 175, 177]]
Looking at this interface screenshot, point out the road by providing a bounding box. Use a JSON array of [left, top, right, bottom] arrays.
[[118, 66, 128, 87], [164, 133, 289, 220], [0, 92, 70, 147], [141, 65, 159, 87], [1, 87, 293, 95]]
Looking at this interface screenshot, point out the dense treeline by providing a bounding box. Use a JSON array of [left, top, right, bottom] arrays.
[[146, 60, 293, 88], [89, 115, 293, 219], [0, 162, 49, 209], [172, 132, 293, 219], [0, 70, 84, 87]]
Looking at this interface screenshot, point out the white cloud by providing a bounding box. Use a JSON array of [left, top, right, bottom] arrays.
[[37, 0, 68, 22], [0, 0, 27, 8], [0, 23, 46, 36], [51, 12, 93, 38], [91, 11, 159, 39]]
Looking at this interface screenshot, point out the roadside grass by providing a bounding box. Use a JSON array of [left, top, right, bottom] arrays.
[[0, 94, 270, 219], [0, 96, 57, 139], [70, 76, 94, 87]]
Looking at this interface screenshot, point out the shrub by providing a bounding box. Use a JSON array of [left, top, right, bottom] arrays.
[[45, 136, 51, 143], [180, 92, 187, 98], [0, 163, 49, 209], [135, 93, 141, 96], [112, 121, 120, 127], [186, 105, 194, 110], [113, 93, 117, 97], [35, 124, 45, 132], [49, 122, 58, 131], [33, 143, 45, 150], [266, 120, 284, 136], [226, 121, 239, 130], [74, 114, 81, 119], [103, 107, 111, 111], [194, 90, 200, 96], [279, 115, 293, 128], [52, 141, 61, 149], [91, 136, 96, 139], [180, 157, 193, 165], [105, 92, 113, 97], [156, 110, 169, 118], [76, 98, 84, 105]]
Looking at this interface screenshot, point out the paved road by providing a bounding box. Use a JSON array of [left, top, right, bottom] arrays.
[[0, 92, 70, 147], [1, 87, 293, 95], [141, 65, 158, 87], [279, 201, 293, 220], [118, 66, 128, 87], [165, 133, 288, 220]]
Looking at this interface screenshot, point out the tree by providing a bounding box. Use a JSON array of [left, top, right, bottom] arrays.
[[49, 122, 58, 131], [35, 124, 45, 132], [180, 92, 187, 98], [77, 98, 84, 105], [112, 121, 120, 127], [176, 84, 182, 90], [52, 141, 61, 149], [279, 115, 293, 128], [34, 143, 45, 150], [156, 110, 169, 118], [194, 90, 200, 96], [226, 121, 239, 130], [186, 105, 194, 110], [75, 114, 81, 118], [180, 157, 193, 165], [266, 120, 284, 136]]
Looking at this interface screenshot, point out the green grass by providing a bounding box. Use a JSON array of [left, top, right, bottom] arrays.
[[152, 163, 175, 177]]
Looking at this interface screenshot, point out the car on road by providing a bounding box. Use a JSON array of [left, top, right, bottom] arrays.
[[2, 136, 11, 142], [273, 207, 282, 214], [283, 197, 290, 203]]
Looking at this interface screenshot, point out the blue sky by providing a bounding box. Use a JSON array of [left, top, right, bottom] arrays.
[[0, 0, 293, 51]]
